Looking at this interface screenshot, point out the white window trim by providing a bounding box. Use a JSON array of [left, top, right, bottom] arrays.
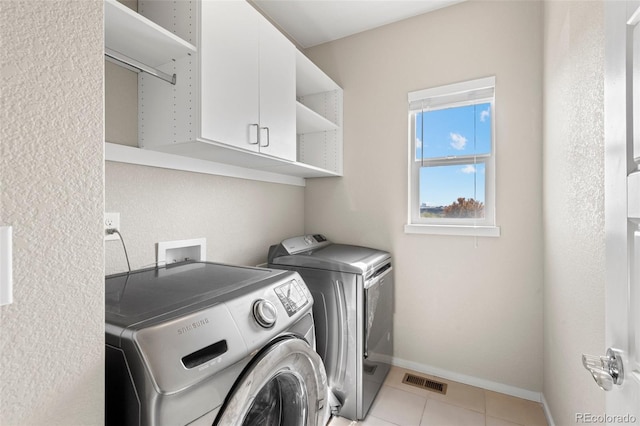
[[404, 224, 501, 237], [405, 76, 500, 237]]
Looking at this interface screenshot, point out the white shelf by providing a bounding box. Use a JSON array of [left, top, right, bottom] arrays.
[[296, 102, 339, 134], [262, 161, 342, 178], [296, 50, 339, 96], [104, 0, 196, 68], [106, 142, 306, 186], [105, 142, 341, 184]]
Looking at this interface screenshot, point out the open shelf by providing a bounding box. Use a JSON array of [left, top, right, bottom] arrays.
[[104, 0, 196, 68], [296, 102, 339, 134]]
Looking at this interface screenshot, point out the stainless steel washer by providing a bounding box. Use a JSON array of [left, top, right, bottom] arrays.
[[105, 261, 328, 426], [268, 235, 394, 421]]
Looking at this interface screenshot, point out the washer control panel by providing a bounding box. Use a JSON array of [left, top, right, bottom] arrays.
[[274, 279, 309, 317]]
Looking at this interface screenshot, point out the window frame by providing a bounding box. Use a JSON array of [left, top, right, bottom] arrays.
[[405, 77, 500, 237]]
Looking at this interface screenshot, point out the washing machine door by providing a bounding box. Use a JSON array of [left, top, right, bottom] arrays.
[[215, 335, 328, 426]]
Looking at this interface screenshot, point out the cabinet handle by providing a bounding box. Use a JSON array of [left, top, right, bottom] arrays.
[[249, 124, 259, 145], [260, 127, 270, 148]]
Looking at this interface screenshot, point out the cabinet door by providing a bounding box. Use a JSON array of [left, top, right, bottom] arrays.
[[258, 16, 296, 161], [200, 1, 260, 152]]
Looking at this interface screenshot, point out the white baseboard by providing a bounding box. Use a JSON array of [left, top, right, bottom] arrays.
[[541, 393, 556, 426], [391, 356, 542, 402]]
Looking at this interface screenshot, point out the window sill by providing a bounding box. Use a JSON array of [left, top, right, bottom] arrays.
[[404, 224, 501, 237]]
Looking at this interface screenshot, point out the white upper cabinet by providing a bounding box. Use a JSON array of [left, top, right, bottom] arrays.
[[199, 1, 261, 152], [139, 0, 296, 162], [199, 1, 295, 160], [257, 16, 296, 161], [106, 0, 342, 180]]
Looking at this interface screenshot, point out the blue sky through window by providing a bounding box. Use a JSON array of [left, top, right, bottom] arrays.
[[415, 102, 491, 207]]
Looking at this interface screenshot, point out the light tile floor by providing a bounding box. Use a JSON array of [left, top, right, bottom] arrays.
[[329, 366, 548, 426]]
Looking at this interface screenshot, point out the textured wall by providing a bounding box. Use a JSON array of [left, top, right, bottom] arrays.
[[105, 162, 305, 275], [304, 0, 544, 392], [543, 1, 606, 423], [0, 1, 104, 425]]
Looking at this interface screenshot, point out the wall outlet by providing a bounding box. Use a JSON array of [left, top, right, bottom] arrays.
[[104, 212, 120, 241]]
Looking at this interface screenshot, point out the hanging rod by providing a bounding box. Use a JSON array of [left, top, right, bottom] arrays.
[[105, 48, 176, 85]]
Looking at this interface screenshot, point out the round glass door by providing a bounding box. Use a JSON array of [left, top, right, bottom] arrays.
[[215, 335, 328, 426], [242, 372, 306, 425]]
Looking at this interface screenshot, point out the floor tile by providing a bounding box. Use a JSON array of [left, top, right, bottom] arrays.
[[485, 391, 548, 426], [328, 416, 356, 426], [368, 385, 427, 426], [330, 367, 547, 426], [486, 415, 524, 426], [420, 399, 485, 426], [328, 413, 398, 426], [360, 415, 400, 425], [384, 366, 485, 413], [426, 378, 485, 413]]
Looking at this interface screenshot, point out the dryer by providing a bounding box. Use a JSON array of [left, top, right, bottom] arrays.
[[105, 261, 328, 426], [268, 235, 394, 421]]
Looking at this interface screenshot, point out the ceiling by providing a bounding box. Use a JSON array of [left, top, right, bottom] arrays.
[[251, 0, 466, 49]]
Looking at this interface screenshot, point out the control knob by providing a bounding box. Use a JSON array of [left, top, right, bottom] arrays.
[[252, 299, 277, 328]]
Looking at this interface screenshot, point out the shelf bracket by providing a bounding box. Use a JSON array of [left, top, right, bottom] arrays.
[[105, 48, 176, 85]]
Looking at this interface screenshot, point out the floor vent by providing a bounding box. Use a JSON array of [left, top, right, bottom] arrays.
[[401, 373, 448, 395]]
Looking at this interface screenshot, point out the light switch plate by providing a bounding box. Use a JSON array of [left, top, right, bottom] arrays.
[[0, 226, 13, 306]]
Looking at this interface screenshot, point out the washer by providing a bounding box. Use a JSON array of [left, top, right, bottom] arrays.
[[268, 235, 394, 421], [105, 261, 329, 426]]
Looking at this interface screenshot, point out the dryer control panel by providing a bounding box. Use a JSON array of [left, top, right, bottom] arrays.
[[273, 234, 331, 256]]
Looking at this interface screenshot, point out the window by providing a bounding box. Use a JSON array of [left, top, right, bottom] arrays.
[[405, 77, 499, 237]]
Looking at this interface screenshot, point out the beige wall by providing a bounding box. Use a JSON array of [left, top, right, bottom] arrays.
[[543, 1, 606, 423], [0, 1, 104, 425], [105, 61, 138, 147], [105, 162, 305, 274], [304, 0, 544, 392]]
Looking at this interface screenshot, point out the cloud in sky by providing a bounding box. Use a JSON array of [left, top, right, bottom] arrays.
[[480, 107, 490, 122], [449, 132, 467, 150], [416, 137, 422, 149], [461, 165, 476, 174]]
